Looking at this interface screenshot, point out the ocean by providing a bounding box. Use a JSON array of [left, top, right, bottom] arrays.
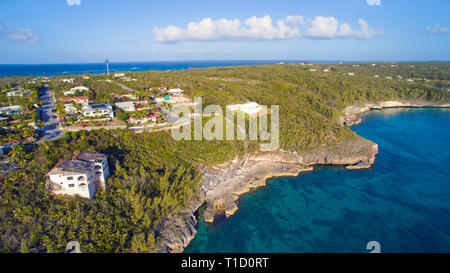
[[185, 108, 450, 253], [0, 60, 344, 77]]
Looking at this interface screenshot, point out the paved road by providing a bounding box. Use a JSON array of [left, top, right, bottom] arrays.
[[37, 86, 62, 142], [114, 82, 135, 92]]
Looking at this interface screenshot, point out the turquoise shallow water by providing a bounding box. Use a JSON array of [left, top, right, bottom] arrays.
[[185, 108, 450, 253]]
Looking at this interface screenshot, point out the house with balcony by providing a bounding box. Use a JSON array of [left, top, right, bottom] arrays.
[[83, 103, 114, 119], [46, 152, 109, 199]]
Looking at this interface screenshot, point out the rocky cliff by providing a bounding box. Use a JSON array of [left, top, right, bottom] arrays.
[[154, 100, 450, 253]]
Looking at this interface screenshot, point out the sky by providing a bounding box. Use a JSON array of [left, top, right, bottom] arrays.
[[0, 0, 449, 64]]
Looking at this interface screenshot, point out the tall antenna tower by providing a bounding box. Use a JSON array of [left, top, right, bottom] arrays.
[[105, 58, 110, 75]]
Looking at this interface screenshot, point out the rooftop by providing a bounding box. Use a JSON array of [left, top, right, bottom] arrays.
[[75, 152, 108, 162], [47, 159, 95, 176]]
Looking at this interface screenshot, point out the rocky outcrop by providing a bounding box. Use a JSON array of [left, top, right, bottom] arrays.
[[199, 136, 378, 223], [156, 100, 450, 253], [154, 136, 379, 253], [340, 100, 450, 127], [154, 189, 205, 253]]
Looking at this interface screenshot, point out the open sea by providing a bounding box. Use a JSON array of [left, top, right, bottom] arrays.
[[185, 108, 450, 253], [0, 60, 345, 77]]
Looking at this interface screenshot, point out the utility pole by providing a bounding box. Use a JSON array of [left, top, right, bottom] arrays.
[[105, 58, 110, 76]]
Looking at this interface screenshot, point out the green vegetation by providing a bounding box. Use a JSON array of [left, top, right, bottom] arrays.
[[0, 62, 449, 253]]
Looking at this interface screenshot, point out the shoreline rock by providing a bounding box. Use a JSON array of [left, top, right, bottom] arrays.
[[340, 100, 450, 127], [155, 101, 448, 253]]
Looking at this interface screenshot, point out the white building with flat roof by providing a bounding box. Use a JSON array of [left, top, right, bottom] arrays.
[[115, 101, 136, 112], [46, 152, 109, 199], [83, 103, 114, 118], [227, 102, 262, 115], [167, 88, 184, 95], [0, 105, 22, 115], [70, 86, 89, 92]]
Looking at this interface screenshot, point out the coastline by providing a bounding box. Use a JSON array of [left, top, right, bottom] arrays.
[[155, 101, 450, 253]]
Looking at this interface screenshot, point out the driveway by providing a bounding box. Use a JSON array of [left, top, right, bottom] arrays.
[[37, 86, 62, 142]]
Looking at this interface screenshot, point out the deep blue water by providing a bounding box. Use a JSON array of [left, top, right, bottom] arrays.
[[0, 60, 345, 77], [185, 108, 450, 253]]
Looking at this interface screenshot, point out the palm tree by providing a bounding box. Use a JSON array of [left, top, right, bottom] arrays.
[[8, 145, 25, 163]]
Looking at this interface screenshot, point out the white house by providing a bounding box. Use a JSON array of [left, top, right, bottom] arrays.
[[62, 79, 74, 83], [115, 101, 136, 112], [114, 73, 125, 78], [407, 79, 414, 82], [63, 90, 76, 96], [70, 86, 89, 92], [0, 105, 22, 115], [167, 88, 184, 95], [83, 103, 114, 118], [64, 103, 77, 115], [348, 72, 355, 76], [6, 89, 28, 97], [46, 152, 109, 199], [227, 102, 262, 115]]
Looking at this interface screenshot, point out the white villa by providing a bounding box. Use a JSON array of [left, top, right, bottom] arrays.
[[63, 90, 76, 96], [0, 105, 22, 115], [115, 101, 136, 112], [6, 88, 28, 97], [348, 72, 355, 76], [64, 86, 89, 96], [70, 86, 89, 92], [114, 73, 125, 78], [167, 88, 184, 95], [83, 103, 114, 118], [46, 152, 110, 199], [62, 78, 74, 83], [227, 102, 262, 115]]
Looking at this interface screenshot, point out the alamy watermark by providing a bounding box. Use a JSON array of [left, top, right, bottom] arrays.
[[170, 97, 280, 152]]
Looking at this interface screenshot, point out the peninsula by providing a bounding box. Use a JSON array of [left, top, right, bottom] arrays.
[[1, 62, 449, 253]]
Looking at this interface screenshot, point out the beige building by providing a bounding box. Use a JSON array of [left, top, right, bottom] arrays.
[[46, 152, 109, 199]]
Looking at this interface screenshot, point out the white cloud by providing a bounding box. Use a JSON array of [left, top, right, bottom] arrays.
[[154, 14, 380, 42], [366, 0, 381, 6], [306, 16, 379, 39], [153, 15, 303, 42], [0, 23, 39, 44], [305, 16, 339, 39], [426, 25, 450, 35], [66, 0, 81, 6], [337, 19, 379, 39]]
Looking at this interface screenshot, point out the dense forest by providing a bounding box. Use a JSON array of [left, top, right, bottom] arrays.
[[1, 63, 449, 252]]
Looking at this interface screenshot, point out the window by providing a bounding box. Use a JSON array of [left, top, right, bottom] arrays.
[[79, 183, 86, 189], [67, 176, 73, 180], [78, 176, 85, 181], [68, 184, 75, 188]]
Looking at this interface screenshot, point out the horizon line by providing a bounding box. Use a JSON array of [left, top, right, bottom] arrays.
[[1, 59, 450, 66]]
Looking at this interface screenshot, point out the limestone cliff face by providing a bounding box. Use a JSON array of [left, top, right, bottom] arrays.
[[155, 101, 450, 253], [154, 137, 379, 253], [154, 189, 205, 253], [340, 101, 450, 127]]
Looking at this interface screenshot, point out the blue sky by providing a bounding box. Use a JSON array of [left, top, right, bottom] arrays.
[[0, 0, 449, 63]]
